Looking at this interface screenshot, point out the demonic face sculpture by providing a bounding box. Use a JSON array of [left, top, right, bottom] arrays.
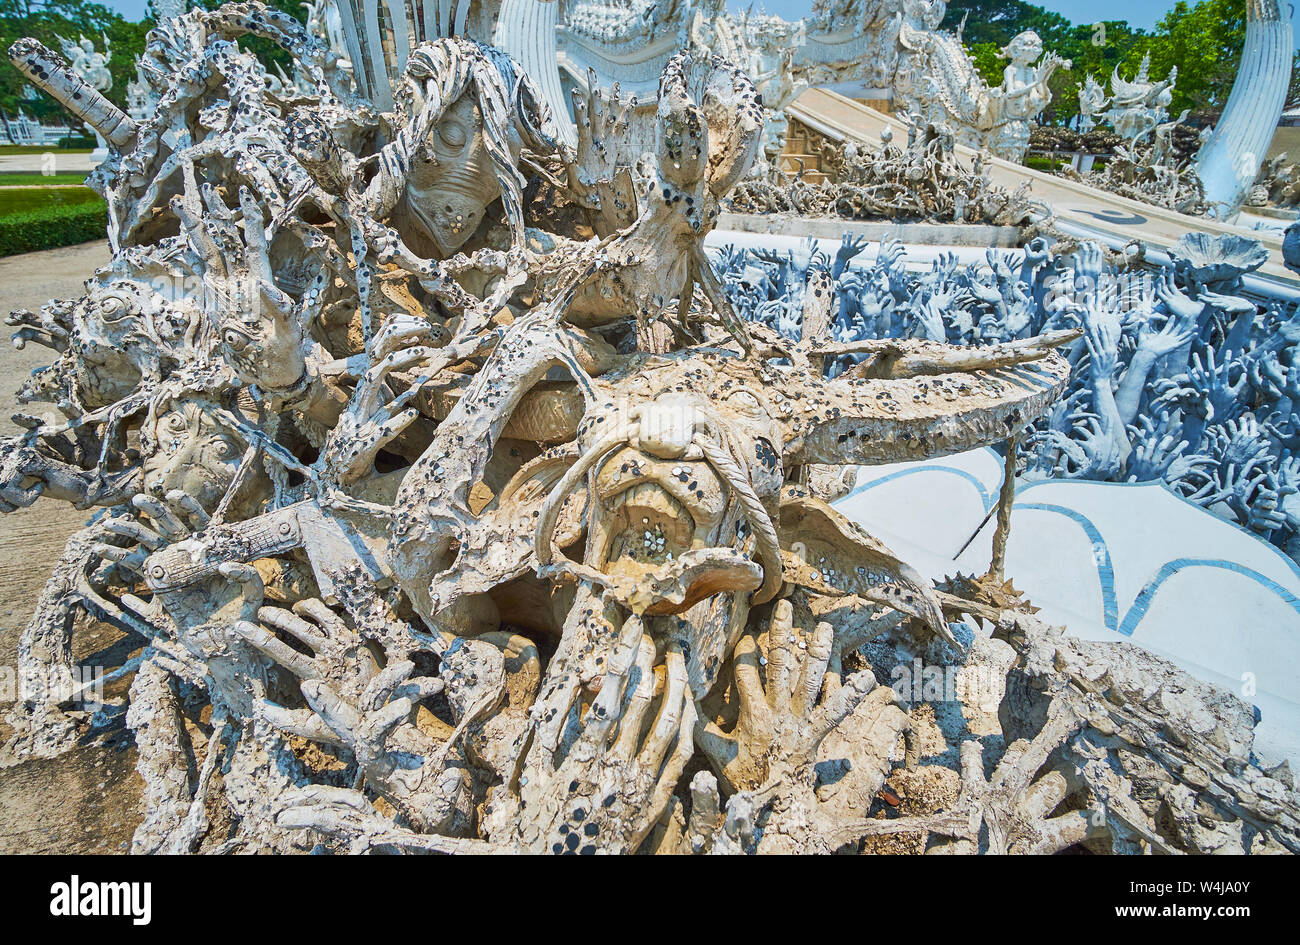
[[141, 398, 247, 510], [398, 92, 519, 257], [538, 358, 787, 620], [216, 282, 308, 392]]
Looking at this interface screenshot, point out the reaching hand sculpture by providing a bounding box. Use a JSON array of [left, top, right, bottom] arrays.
[[716, 227, 1300, 562]]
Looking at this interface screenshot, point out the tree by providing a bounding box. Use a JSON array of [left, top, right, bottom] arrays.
[[1134, 0, 1247, 115], [0, 0, 149, 124], [968, 41, 1005, 88], [1, 0, 307, 130], [944, 0, 1262, 126]]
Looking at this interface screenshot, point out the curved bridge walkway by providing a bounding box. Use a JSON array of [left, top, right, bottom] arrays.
[[788, 88, 1298, 288]]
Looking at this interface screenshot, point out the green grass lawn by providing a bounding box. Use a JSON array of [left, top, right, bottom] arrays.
[[0, 173, 91, 187], [0, 186, 103, 217]]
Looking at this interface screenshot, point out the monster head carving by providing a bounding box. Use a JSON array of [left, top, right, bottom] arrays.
[[367, 39, 555, 258], [140, 392, 261, 512], [535, 373, 786, 619]]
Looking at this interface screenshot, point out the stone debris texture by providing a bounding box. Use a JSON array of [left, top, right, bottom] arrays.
[[0, 2, 1296, 855]]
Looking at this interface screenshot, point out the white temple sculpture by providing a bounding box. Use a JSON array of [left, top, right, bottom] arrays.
[[1077, 74, 1106, 133], [1097, 54, 1177, 146], [3, 0, 1299, 857], [1195, 0, 1294, 218], [317, 0, 1067, 164]]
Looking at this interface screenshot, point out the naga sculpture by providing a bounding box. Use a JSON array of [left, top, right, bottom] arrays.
[[894, 17, 1067, 162], [0, 2, 1296, 856]]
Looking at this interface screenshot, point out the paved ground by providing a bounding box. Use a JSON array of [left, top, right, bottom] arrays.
[[0, 240, 143, 854], [789, 89, 1298, 285], [0, 152, 97, 174]]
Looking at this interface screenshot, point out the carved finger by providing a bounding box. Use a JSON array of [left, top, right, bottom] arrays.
[[687, 770, 722, 853], [694, 721, 739, 794], [299, 678, 364, 743], [585, 614, 646, 748], [293, 598, 351, 641], [363, 407, 420, 453], [171, 196, 222, 270], [10, 326, 64, 350], [361, 345, 435, 392], [1018, 810, 1104, 855], [362, 659, 416, 711], [612, 634, 657, 758], [373, 316, 436, 361], [93, 542, 147, 574], [356, 695, 414, 752], [217, 561, 265, 613], [132, 494, 188, 540], [230, 619, 317, 679], [119, 592, 169, 630], [807, 669, 876, 753], [766, 599, 796, 713], [102, 518, 164, 551], [393, 675, 444, 705], [638, 643, 687, 770], [797, 621, 834, 719], [1021, 769, 1070, 822], [646, 690, 697, 818], [258, 700, 345, 746], [731, 632, 769, 725], [165, 489, 210, 529], [275, 785, 393, 842], [258, 605, 328, 653]]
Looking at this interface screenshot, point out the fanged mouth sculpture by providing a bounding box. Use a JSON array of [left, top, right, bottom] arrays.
[[534, 392, 781, 618]]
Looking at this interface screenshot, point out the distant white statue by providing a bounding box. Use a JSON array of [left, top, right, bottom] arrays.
[[125, 66, 151, 122], [57, 34, 112, 92], [752, 46, 808, 164], [55, 34, 112, 156], [1077, 74, 1107, 133], [1103, 54, 1177, 145], [988, 30, 1069, 161], [902, 0, 947, 31]]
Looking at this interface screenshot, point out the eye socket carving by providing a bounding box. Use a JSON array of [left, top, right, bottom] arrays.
[[436, 119, 467, 150], [726, 389, 763, 414], [222, 328, 252, 352], [210, 437, 239, 460]]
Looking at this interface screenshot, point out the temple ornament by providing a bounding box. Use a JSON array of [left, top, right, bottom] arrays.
[[0, 1, 1295, 856]]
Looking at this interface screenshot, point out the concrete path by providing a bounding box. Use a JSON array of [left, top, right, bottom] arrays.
[[789, 89, 1299, 287], [0, 240, 143, 854], [0, 152, 96, 174]]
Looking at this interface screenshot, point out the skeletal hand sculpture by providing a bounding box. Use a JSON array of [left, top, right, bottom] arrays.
[[3, 3, 1297, 856]]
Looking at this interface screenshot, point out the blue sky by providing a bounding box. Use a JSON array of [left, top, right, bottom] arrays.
[[95, 0, 1299, 45]]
